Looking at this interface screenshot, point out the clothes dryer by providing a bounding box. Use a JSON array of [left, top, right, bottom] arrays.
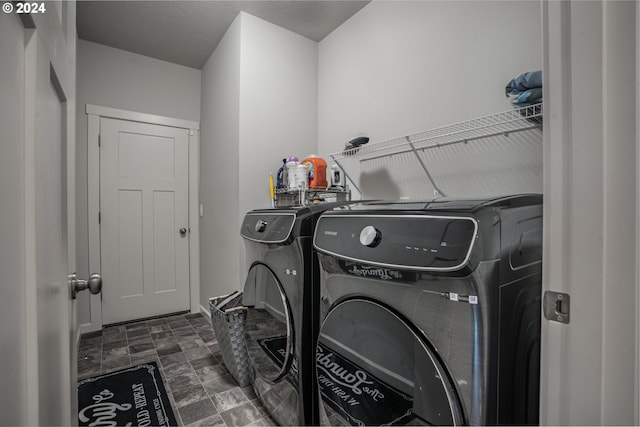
[[240, 202, 356, 426], [312, 195, 543, 426]]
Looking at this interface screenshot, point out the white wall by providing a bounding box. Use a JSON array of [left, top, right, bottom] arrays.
[[199, 12, 318, 309], [199, 14, 242, 309], [318, 1, 542, 199], [75, 40, 201, 325], [319, 0, 542, 152], [238, 12, 318, 217]]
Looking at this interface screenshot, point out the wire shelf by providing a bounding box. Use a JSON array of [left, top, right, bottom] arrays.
[[329, 103, 542, 200]]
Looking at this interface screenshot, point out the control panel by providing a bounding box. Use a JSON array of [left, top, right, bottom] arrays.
[[241, 212, 296, 243], [314, 214, 477, 271]]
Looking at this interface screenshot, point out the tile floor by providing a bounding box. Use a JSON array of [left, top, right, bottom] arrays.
[[77, 312, 276, 426]]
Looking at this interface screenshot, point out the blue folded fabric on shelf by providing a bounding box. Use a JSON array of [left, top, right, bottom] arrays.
[[505, 70, 542, 107]]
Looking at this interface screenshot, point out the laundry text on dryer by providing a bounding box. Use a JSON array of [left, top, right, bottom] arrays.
[[345, 263, 403, 281], [316, 346, 384, 401]]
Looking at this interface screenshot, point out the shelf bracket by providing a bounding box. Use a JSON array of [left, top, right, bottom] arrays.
[[407, 138, 446, 197]]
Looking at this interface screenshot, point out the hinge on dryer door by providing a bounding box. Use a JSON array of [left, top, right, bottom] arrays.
[[543, 291, 570, 324], [98, 212, 101, 224], [98, 134, 101, 147]]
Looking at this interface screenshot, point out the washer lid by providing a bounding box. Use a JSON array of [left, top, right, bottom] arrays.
[[327, 194, 542, 213]]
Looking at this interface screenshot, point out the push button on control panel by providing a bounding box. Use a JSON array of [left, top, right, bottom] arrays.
[[359, 225, 381, 247]]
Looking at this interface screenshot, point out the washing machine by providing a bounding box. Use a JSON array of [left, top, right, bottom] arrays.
[[240, 202, 357, 426], [312, 195, 543, 426]]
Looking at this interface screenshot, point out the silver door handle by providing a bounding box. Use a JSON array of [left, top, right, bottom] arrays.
[[70, 272, 102, 300], [179, 227, 187, 237]]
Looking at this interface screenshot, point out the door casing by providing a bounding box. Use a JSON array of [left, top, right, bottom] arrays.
[[83, 105, 200, 333]]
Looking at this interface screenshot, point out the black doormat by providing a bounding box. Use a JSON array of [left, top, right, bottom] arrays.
[[256, 335, 299, 391], [257, 335, 287, 369], [258, 335, 416, 426], [78, 361, 177, 427]]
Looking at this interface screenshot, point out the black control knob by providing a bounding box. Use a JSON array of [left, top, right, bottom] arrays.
[[255, 220, 267, 233], [359, 225, 381, 247]]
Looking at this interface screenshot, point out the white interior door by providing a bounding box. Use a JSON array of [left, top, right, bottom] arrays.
[[22, 27, 79, 425], [100, 118, 190, 325], [0, 12, 29, 425]]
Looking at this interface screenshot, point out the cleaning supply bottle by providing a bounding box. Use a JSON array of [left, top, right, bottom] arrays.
[[301, 155, 327, 188], [285, 156, 299, 190], [330, 163, 344, 187], [269, 173, 275, 208], [276, 158, 287, 189], [293, 164, 309, 190]]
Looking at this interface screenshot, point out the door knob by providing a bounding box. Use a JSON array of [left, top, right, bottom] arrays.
[[179, 227, 187, 237], [69, 272, 102, 300]]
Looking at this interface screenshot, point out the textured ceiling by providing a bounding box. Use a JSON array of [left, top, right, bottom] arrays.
[[76, 1, 370, 69]]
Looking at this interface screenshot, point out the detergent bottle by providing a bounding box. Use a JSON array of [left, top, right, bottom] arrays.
[[301, 155, 327, 188]]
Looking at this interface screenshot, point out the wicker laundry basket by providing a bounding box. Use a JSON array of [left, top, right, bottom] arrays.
[[209, 293, 254, 387]]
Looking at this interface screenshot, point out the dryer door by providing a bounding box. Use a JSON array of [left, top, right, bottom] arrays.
[[242, 263, 293, 382], [316, 298, 465, 426]]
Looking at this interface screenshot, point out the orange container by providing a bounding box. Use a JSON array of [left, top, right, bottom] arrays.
[[301, 155, 327, 188]]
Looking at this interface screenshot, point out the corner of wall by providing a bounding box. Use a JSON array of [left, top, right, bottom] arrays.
[[199, 11, 242, 308]]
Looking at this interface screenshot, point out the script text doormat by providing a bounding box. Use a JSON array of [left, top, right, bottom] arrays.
[[78, 361, 177, 426]]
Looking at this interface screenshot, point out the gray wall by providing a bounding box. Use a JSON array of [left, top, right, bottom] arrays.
[[317, 1, 543, 199], [199, 14, 242, 308], [319, 0, 542, 153], [75, 40, 201, 325], [238, 12, 318, 218], [199, 12, 318, 308]]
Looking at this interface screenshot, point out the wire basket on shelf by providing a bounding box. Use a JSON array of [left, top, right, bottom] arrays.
[[209, 292, 254, 387]]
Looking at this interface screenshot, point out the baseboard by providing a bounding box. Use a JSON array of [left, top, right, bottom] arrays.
[[200, 304, 211, 319], [79, 321, 101, 336], [75, 324, 83, 349]]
